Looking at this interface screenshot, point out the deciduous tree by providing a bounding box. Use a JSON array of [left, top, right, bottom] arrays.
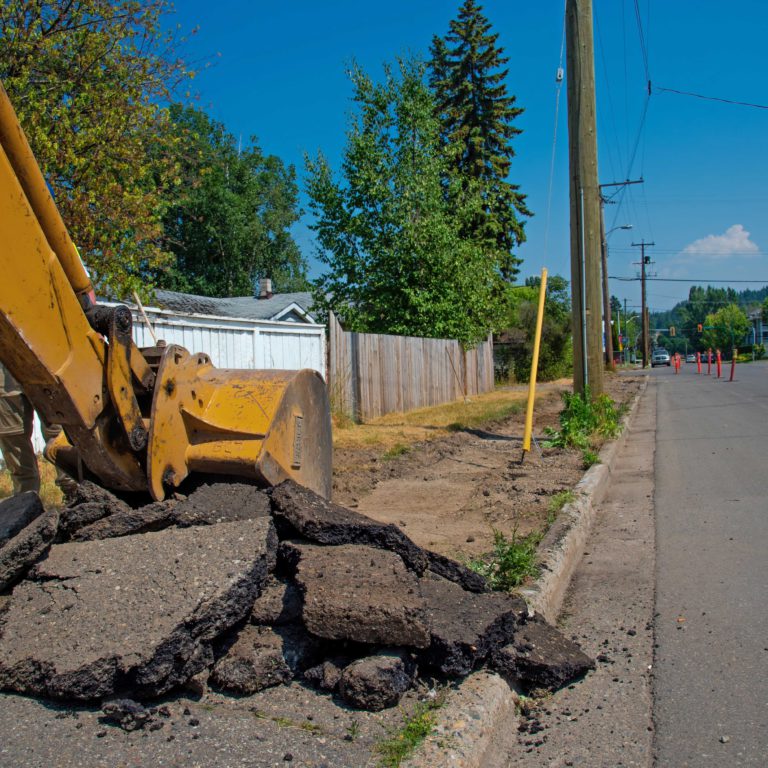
[[0, 0, 192, 299], [306, 58, 505, 346], [157, 105, 307, 297], [701, 304, 749, 352]]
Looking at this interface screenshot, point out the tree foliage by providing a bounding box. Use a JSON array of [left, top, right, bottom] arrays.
[[306, 58, 507, 346], [701, 304, 749, 352], [156, 105, 307, 297], [429, 0, 531, 281], [498, 274, 572, 383], [652, 285, 755, 351], [0, 0, 194, 299]]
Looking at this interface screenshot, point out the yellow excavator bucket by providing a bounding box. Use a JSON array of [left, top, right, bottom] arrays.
[[0, 81, 333, 500]]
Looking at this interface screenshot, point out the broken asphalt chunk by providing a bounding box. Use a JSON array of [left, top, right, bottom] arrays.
[[338, 651, 416, 711], [270, 480, 428, 574], [211, 625, 293, 694], [0, 508, 59, 592], [281, 540, 430, 648], [0, 492, 44, 546], [490, 617, 595, 691], [418, 573, 527, 676], [250, 576, 302, 626], [0, 518, 276, 700]]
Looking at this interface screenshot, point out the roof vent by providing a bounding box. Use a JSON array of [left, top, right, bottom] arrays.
[[257, 278, 273, 299]]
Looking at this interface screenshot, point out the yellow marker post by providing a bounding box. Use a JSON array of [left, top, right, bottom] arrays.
[[522, 267, 548, 456]]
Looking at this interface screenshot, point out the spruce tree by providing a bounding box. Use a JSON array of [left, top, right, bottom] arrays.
[[430, 0, 531, 281]]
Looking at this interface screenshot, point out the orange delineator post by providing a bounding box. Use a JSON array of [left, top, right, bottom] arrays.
[[729, 348, 737, 382], [696, 352, 701, 374], [716, 349, 722, 378]]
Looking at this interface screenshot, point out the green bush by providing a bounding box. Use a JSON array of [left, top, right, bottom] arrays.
[[543, 388, 624, 449], [467, 528, 540, 590]]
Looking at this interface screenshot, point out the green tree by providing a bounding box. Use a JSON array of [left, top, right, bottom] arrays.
[[701, 304, 749, 352], [429, 0, 531, 281], [0, 0, 194, 299], [500, 274, 572, 382], [156, 105, 307, 297], [306, 58, 505, 345]]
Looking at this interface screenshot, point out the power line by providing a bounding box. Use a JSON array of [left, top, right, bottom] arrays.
[[543, 1, 568, 264], [654, 85, 768, 110], [610, 247, 768, 255], [610, 276, 768, 283], [633, 0, 650, 83]]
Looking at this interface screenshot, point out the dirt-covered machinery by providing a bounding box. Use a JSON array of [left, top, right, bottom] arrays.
[[0, 82, 332, 500]]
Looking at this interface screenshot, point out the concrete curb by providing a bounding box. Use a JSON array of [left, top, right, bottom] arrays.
[[404, 377, 649, 768]]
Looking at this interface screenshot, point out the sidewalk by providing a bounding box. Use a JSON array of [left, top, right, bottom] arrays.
[[407, 377, 654, 767]]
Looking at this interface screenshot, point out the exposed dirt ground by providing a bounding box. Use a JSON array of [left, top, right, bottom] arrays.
[[332, 374, 644, 564]]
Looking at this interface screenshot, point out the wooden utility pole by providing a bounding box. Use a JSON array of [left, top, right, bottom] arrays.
[[632, 240, 654, 368], [599, 179, 642, 371], [599, 207, 613, 370], [566, 0, 603, 397]]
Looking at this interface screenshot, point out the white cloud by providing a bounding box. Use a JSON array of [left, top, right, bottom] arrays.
[[681, 224, 759, 260]]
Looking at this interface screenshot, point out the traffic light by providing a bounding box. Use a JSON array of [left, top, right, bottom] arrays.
[[697, 323, 703, 333], [670, 326, 675, 337]]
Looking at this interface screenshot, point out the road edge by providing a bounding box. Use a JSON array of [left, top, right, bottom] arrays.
[[403, 376, 650, 768]]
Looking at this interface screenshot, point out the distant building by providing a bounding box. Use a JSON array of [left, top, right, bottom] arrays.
[[747, 308, 767, 347]]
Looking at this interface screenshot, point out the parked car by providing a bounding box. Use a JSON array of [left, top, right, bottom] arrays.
[[685, 352, 696, 363], [651, 348, 671, 367]]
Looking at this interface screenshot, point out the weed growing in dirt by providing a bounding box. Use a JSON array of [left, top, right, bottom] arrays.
[[382, 443, 410, 460], [375, 697, 444, 768], [581, 448, 600, 468], [543, 388, 624, 449], [467, 528, 540, 590], [546, 490, 576, 525], [252, 710, 323, 733], [346, 719, 360, 741]]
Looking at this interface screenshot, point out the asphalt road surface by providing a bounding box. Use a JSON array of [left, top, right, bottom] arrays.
[[652, 360, 768, 766]]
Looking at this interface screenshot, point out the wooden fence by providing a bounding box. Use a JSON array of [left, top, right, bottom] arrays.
[[328, 312, 495, 421]]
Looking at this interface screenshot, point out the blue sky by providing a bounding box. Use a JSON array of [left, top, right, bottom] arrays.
[[170, 1, 767, 313]]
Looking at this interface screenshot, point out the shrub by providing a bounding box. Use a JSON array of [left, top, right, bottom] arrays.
[[543, 388, 624, 449], [467, 528, 540, 590]]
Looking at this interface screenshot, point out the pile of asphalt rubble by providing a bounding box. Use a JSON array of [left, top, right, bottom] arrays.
[[0, 480, 593, 724]]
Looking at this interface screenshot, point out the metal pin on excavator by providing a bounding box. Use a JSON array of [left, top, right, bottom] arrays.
[[0, 82, 332, 500]]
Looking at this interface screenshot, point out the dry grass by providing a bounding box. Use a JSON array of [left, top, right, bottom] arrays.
[[0, 457, 64, 508], [332, 387, 538, 453]]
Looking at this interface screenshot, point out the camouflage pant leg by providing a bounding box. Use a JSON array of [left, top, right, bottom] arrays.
[[0, 397, 39, 494]]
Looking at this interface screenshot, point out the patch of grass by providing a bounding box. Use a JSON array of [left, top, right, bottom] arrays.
[[382, 443, 410, 460], [0, 456, 63, 508], [375, 697, 444, 768], [581, 448, 600, 469], [346, 719, 360, 741], [252, 710, 322, 733], [467, 527, 540, 591], [546, 490, 576, 525], [543, 388, 624, 450], [333, 387, 555, 455]]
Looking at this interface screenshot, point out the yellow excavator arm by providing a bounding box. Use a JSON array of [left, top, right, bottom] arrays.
[[0, 82, 332, 500]]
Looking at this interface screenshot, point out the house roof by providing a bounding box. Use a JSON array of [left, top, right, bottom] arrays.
[[152, 289, 317, 323]]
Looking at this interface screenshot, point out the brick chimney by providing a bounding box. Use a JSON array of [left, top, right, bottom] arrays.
[[257, 278, 273, 299]]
